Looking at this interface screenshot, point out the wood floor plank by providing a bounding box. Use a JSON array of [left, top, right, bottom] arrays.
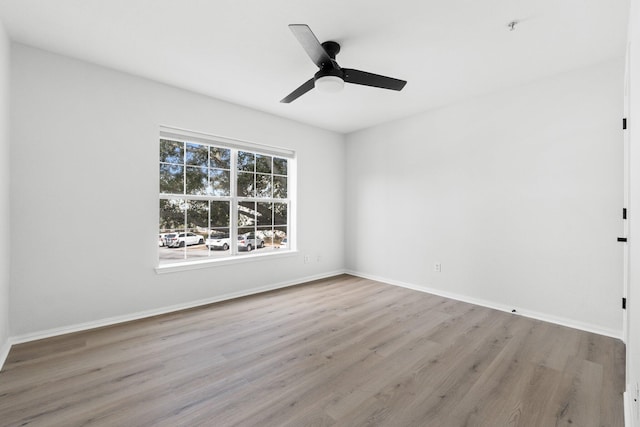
[[0, 275, 625, 426]]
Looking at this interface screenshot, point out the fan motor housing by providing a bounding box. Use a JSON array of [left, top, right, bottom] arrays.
[[314, 67, 343, 82]]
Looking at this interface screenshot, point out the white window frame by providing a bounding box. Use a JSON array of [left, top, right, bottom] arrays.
[[156, 126, 296, 273]]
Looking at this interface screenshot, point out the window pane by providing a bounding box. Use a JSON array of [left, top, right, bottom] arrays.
[[273, 176, 287, 199], [184, 200, 208, 260], [207, 201, 230, 254], [159, 199, 185, 232], [160, 139, 183, 164], [160, 164, 184, 194], [273, 157, 287, 175], [256, 154, 272, 173], [257, 202, 272, 226], [210, 169, 230, 196], [274, 202, 287, 225], [185, 166, 208, 195], [237, 226, 259, 254], [159, 199, 187, 264], [210, 201, 230, 227], [275, 226, 288, 249], [206, 229, 231, 252], [238, 227, 254, 236], [237, 172, 255, 197], [186, 200, 208, 232], [210, 147, 231, 169], [208, 229, 229, 238], [185, 142, 208, 167], [238, 151, 255, 172], [238, 201, 256, 227], [256, 174, 272, 198], [258, 227, 273, 248]]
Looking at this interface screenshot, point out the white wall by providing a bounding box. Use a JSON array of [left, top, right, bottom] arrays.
[[626, 0, 640, 422], [346, 59, 624, 337], [0, 21, 10, 361], [9, 44, 345, 338]]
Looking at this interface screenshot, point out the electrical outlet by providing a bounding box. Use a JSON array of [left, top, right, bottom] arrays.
[[434, 263, 442, 272], [304, 255, 310, 264]]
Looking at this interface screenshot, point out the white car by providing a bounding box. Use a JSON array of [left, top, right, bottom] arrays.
[[206, 232, 231, 250], [278, 237, 288, 249], [238, 232, 264, 251], [165, 232, 204, 248]]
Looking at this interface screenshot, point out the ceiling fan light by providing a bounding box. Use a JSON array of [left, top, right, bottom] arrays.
[[315, 75, 344, 93]]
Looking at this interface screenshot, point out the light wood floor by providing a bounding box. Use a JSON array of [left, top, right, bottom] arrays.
[[0, 275, 625, 426]]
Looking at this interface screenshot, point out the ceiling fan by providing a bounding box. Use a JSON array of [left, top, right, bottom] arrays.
[[281, 24, 407, 103]]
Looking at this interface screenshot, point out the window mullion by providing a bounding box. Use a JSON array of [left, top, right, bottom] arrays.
[[207, 147, 212, 255], [182, 199, 188, 260], [182, 141, 188, 259], [230, 149, 238, 256], [182, 141, 187, 196]]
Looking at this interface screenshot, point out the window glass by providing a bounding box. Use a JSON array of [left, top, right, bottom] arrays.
[[159, 137, 291, 265], [184, 200, 208, 260], [185, 143, 208, 167], [273, 176, 287, 199], [210, 147, 231, 169], [273, 157, 287, 175], [238, 151, 254, 172], [257, 202, 273, 226], [210, 169, 230, 196], [210, 201, 230, 232], [160, 164, 184, 194], [237, 172, 255, 197], [274, 202, 287, 226], [238, 201, 256, 227], [256, 174, 272, 198], [160, 139, 184, 164], [256, 154, 272, 174], [159, 199, 185, 233], [185, 166, 208, 195]]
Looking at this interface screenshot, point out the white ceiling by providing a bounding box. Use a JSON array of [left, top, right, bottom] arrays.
[[0, 0, 630, 133]]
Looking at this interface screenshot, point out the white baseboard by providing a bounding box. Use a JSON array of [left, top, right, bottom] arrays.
[[626, 386, 639, 427], [625, 392, 632, 427], [10, 269, 346, 345], [0, 337, 10, 371], [345, 270, 622, 340]]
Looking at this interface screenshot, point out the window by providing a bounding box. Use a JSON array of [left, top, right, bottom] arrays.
[[158, 128, 293, 266]]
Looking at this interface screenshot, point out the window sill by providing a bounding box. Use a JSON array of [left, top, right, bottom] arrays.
[[155, 250, 299, 274]]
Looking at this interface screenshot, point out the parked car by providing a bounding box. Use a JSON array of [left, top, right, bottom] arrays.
[[165, 232, 204, 248], [206, 232, 231, 250], [279, 237, 288, 249], [238, 232, 264, 251]]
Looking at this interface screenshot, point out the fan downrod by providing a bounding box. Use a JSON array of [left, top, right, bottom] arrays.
[[321, 41, 340, 59]]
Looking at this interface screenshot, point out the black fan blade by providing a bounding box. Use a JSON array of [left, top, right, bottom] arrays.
[[280, 78, 315, 103], [343, 69, 407, 91], [289, 24, 332, 68]]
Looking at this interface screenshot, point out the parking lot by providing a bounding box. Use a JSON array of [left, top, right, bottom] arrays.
[[158, 242, 282, 265]]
